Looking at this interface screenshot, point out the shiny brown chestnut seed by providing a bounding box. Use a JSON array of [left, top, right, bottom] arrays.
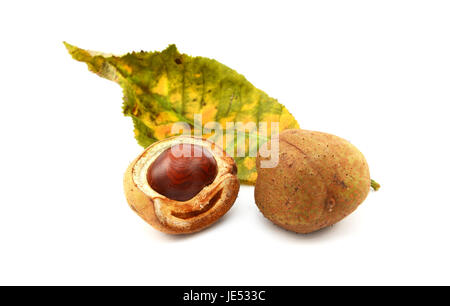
[[147, 144, 218, 201], [124, 136, 240, 234]]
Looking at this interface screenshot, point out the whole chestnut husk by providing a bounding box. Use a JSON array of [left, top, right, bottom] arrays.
[[124, 135, 239, 234], [254, 129, 372, 234]]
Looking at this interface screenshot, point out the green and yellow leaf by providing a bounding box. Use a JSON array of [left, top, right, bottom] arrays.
[[64, 42, 299, 184]]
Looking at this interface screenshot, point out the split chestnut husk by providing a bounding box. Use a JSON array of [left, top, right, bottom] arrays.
[[124, 135, 239, 234]]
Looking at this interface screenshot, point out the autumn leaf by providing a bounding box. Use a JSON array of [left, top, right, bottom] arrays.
[[64, 42, 299, 184]]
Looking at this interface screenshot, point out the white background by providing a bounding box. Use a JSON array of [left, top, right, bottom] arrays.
[[1, 0, 449, 285]]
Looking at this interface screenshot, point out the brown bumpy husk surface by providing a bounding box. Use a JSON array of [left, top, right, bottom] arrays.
[[255, 129, 371, 234]]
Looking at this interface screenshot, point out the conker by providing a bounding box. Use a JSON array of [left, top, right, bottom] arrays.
[[124, 136, 239, 234], [147, 144, 218, 201]]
